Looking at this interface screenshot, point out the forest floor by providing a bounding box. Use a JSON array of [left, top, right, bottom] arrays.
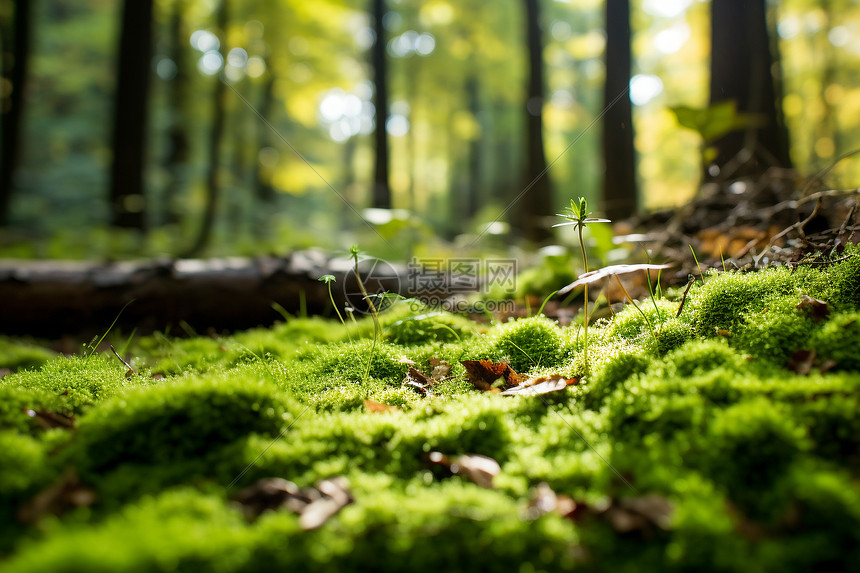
[[1, 227, 859, 571]]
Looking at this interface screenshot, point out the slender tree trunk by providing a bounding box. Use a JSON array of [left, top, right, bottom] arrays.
[[465, 70, 483, 219], [602, 0, 637, 220], [109, 0, 153, 230], [709, 0, 791, 177], [519, 0, 552, 243], [371, 0, 391, 208], [185, 0, 228, 257], [0, 0, 32, 226], [163, 0, 190, 226], [254, 72, 276, 204]]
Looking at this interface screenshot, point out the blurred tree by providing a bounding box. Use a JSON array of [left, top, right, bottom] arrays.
[[371, 0, 391, 208], [109, 0, 153, 230], [601, 0, 636, 220], [185, 0, 228, 257], [518, 0, 552, 242], [709, 0, 792, 178], [162, 0, 190, 226], [0, 0, 32, 226]]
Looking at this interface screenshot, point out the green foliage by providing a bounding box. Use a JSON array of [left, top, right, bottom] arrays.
[[812, 311, 860, 371], [71, 376, 291, 474], [685, 268, 797, 336], [0, 338, 57, 371], [702, 398, 808, 517], [2, 256, 860, 570], [491, 316, 564, 372], [732, 295, 820, 365], [384, 311, 475, 345]]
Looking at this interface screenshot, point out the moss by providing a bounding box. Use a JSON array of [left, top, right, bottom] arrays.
[[702, 398, 809, 518], [685, 268, 797, 336], [605, 299, 676, 341], [812, 312, 860, 371], [822, 248, 860, 311], [384, 311, 476, 345], [0, 337, 57, 371], [580, 347, 650, 410], [491, 316, 564, 373], [732, 295, 820, 366], [646, 318, 694, 357], [71, 375, 292, 475]]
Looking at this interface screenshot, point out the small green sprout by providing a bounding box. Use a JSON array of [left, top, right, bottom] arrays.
[[318, 274, 352, 343], [553, 197, 610, 377]]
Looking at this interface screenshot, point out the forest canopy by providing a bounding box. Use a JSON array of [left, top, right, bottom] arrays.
[[0, 0, 858, 260]]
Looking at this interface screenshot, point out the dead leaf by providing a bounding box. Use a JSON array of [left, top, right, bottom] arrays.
[[403, 367, 436, 397], [500, 374, 578, 396], [563, 494, 674, 536], [428, 451, 500, 489], [233, 476, 353, 529], [234, 477, 300, 519], [363, 399, 399, 413], [23, 408, 75, 429], [429, 357, 451, 379], [796, 295, 830, 322], [299, 477, 353, 530], [523, 483, 583, 521], [461, 360, 521, 392], [396, 355, 416, 365], [17, 470, 96, 524], [788, 348, 817, 375], [0, 368, 11, 378]]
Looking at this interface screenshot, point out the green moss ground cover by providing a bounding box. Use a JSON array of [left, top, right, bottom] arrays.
[[2, 247, 860, 571]]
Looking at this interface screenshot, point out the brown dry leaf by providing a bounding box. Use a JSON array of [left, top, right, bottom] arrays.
[[796, 295, 831, 322], [404, 367, 436, 395], [429, 357, 451, 379], [234, 477, 301, 520], [566, 495, 674, 535], [234, 476, 353, 529], [461, 360, 521, 392], [428, 451, 500, 489], [23, 408, 75, 429], [788, 349, 817, 376], [363, 399, 399, 413], [0, 368, 11, 379], [501, 374, 578, 396], [299, 477, 353, 530], [17, 470, 96, 524], [523, 482, 585, 521]]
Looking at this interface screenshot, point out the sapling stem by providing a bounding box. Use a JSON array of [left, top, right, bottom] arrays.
[[350, 246, 380, 383], [319, 275, 352, 344], [553, 197, 610, 379]]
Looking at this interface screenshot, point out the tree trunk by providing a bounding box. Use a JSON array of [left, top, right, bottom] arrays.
[[109, 0, 154, 230], [371, 0, 391, 208], [518, 0, 552, 243], [185, 0, 229, 257], [254, 71, 276, 204], [709, 0, 791, 177], [0, 0, 32, 226], [163, 0, 190, 226], [602, 0, 637, 220]]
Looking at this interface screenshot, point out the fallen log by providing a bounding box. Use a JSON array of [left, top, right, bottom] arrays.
[[0, 251, 409, 337]]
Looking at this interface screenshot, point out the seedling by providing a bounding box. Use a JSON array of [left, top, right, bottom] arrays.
[[553, 197, 610, 376], [318, 274, 353, 344]]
